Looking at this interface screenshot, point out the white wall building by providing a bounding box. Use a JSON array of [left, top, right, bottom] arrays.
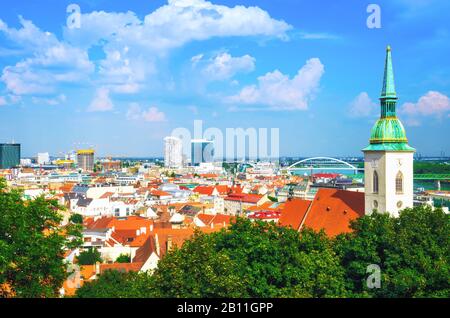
[[37, 152, 50, 165], [164, 136, 183, 168]]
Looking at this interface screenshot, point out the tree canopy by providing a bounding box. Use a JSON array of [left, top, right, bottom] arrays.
[[335, 205, 450, 297], [76, 206, 449, 298], [77, 248, 102, 266], [0, 178, 82, 298], [115, 254, 131, 263]]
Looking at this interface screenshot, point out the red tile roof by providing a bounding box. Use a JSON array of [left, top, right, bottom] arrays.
[[248, 211, 281, 220], [303, 188, 365, 237], [224, 193, 262, 204], [99, 192, 114, 199], [278, 199, 311, 230], [100, 262, 143, 273], [196, 213, 235, 227], [193, 186, 216, 196], [150, 190, 171, 197], [215, 185, 230, 195]]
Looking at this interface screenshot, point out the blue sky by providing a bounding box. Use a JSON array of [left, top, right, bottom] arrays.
[[0, 0, 449, 157]]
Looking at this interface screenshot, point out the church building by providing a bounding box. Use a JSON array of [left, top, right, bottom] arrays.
[[363, 46, 415, 217]]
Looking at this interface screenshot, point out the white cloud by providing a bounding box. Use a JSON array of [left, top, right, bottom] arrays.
[[399, 91, 450, 126], [400, 91, 450, 117], [64, 0, 291, 52], [0, 94, 22, 106], [229, 58, 324, 111], [88, 88, 114, 112], [348, 92, 377, 117], [296, 31, 340, 40], [0, 1, 291, 106], [191, 54, 204, 65], [126, 103, 166, 122], [0, 17, 94, 95], [31, 94, 66, 106], [201, 52, 255, 81]]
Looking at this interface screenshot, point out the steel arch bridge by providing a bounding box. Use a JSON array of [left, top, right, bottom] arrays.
[[286, 157, 359, 175]]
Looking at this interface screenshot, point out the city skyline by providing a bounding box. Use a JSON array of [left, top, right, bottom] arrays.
[[0, 0, 449, 158]]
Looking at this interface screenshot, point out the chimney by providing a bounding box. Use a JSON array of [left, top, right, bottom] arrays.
[[150, 224, 154, 232], [167, 235, 173, 252], [95, 261, 100, 275], [210, 222, 214, 229], [154, 234, 160, 256]]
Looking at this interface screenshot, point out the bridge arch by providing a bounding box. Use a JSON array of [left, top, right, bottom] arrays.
[[287, 157, 359, 174]]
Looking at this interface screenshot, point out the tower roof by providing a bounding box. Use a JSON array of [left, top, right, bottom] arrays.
[[380, 45, 397, 99], [363, 46, 415, 152]]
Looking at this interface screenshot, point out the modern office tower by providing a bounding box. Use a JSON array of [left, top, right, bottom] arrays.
[[191, 139, 214, 166], [164, 136, 183, 168], [76, 149, 95, 172], [37, 152, 50, 165], [0, 143, 20, 169], [363, 46, 415, 217]]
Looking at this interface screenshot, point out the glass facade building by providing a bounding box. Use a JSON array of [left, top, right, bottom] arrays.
[[191, 139, 214, 166], [0, 143, 21, 169]]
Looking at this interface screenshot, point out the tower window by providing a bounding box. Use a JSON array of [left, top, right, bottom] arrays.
[[396, 171, 403, 194], [373, 171, 379, 193]]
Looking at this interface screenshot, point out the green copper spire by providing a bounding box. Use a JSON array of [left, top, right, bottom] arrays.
[[363, 46, 415, 152], [381, 45, 396, 99]]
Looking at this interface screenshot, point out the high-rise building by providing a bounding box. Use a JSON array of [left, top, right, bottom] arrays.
[[37, 152, 50, 165], [164, 136, 183, 168], [77, 149, 95, 172], [191, 139, 214, 166], [0, 143, 20, 169], [362, 46, 415, 217]]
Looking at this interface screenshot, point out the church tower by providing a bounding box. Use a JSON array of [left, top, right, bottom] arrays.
[[362, 46, 415, 217]]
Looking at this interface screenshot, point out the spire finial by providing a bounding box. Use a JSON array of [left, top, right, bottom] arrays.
[[381, 45, 396, 99]]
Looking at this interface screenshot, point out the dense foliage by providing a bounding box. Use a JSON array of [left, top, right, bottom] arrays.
[[77, 248, 102, 266], [335, 205, 449, 297], [414, 161, 450, 174], [76, 205, 449, 298], [0, 178, 82, 298], [69, 213, 83, 224], [115, 254, 131, 263], [76, 270, 155, 298]]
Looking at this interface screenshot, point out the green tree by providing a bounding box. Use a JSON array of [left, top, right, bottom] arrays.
[[115, 254, 131, 263], [76, 270, 155, 298], [151, 219, 346, 297], [77, 248, 102, 266], [69, 213, 83, 224], [0, 178, 82, 297], [75, 206, 449, 298], [151, 231, 246, 297], [335, 205, 450, 297]]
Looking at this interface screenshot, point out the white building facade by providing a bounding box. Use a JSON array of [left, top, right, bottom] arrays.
[[164, 136, 183, 168]]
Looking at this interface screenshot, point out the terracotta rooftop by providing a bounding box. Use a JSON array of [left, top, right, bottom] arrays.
[[303, 188, 365, 237], [278, 199, 312, 230]]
